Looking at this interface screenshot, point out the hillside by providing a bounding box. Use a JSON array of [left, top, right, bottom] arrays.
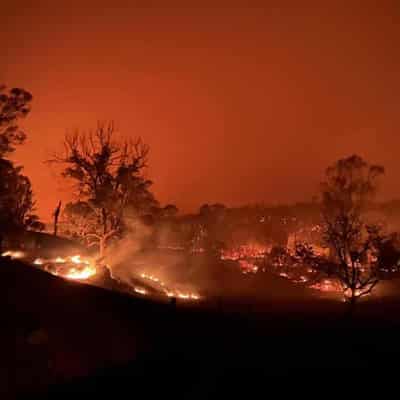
[[4, 258, 400, 398]]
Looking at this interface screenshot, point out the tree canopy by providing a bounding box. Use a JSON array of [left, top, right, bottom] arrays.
[[0, 85, 42, 232], [320, 155, 385, 303], [51, 122, 158, 256], [0, 86, 32, 157]]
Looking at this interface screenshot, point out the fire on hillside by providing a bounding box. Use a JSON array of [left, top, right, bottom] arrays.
[[1, 250, 202, 301], [2, 251, 97, 281], [138, 272, 201, 300]]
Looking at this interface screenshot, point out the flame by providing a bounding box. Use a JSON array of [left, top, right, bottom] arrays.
[[140, 272, 167, 288], [164, 289, 200, 300], [70, 255, 90, 265], [310, 279, 342, 293], [140, 271, 201, 300], [64, 265, 96, 280], [62, 255, 96, 280], [238, 260, 258, 274], [134, 287, 147, 295], [2, 250, 25, 259], [221, 244, 268, 261], [37, 254, 97, 281], [344, 288, 364, 298], [175, 292, 201, 300], [141, 272, 162, 284], [70, 255, 82, 264]]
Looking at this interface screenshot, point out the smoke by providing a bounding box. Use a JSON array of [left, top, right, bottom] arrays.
[[105, 219, 153, 280], [105, 219, 196, 294], [104, 217, 318, 302]]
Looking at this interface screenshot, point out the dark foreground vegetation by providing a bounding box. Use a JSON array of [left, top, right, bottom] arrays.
[[5, 258, 400, 399]]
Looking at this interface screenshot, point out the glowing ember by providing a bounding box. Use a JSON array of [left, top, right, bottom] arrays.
[[191, 248, 205, 253], [221, 244, 268, 261], [141, 272, 165, 285], [176, 291, 200, 300], [158, 245, 185, 251], [64, 265, 96, 280], [70, 254, 90, 264], [238, 260, 258, 274], [310, 279, 342, 293], [33, 254, 98, 281], [134, 287, 147, 295], [1, 250, 25, 259], [140, 271, 201, 300], [2, 248, 96, 282], [165, 290, 200, 300], [344, 288, 364, 298]]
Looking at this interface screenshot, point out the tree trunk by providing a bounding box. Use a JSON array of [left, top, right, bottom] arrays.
[[99, 237, 106, 259], [53, 201, 61, 236], [345, 291, 357, 320]]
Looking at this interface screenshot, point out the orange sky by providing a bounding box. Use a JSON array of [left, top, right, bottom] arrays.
[[2, 1, 400, 220]]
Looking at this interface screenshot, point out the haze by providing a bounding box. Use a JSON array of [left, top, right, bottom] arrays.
[[2, 1, 400, 219]]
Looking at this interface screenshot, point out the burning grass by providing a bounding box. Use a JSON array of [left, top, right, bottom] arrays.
[[138, 271, 201, 301], [219, 244, 346, 298], [0, 243, 345, 303], [1, 250, 96, 281], [221, 244, 268, 262], [39, 254, 97, 281], [1, 248, 202, 302], [2, 250, 25, 259]]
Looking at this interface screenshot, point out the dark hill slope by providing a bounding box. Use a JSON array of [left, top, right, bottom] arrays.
[[3, 259, 400, 399]]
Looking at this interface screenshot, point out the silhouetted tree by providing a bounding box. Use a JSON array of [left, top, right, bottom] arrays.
[[320, 155, 384, 305], [50, 122, 155, 257], [0, 159, 43, 231], [0, 86, 42, 231], [0, 86, 32, 157]]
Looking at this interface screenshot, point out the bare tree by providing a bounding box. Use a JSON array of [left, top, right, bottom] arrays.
[[50, 122, 156, 257], [319, 155, 384, 305]]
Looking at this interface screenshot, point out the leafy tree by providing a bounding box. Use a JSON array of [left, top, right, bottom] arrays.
[[51, 122, 156, 257], [0, 86, 32, 157], [0, 86, 42, 231], [319, 155, 384, 304], [0, 159, 43, 230]]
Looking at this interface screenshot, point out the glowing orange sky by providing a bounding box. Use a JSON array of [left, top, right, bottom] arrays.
[[2, 1, 400, 220]]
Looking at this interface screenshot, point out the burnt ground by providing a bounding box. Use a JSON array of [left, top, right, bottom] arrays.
[[3, 258, 400, 399]]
